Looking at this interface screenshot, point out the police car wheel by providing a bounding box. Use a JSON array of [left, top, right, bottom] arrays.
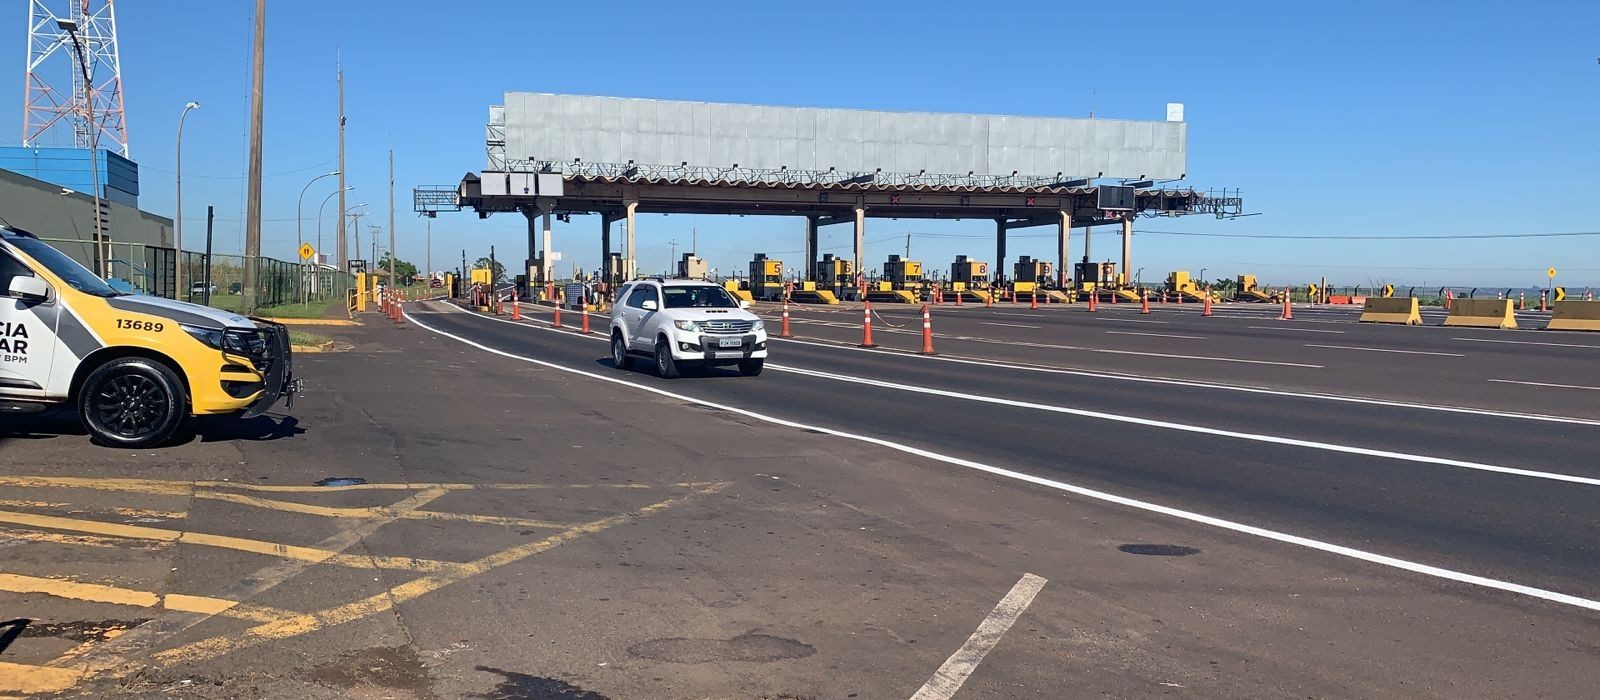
[[78, 357, 186, 448], [611, 333, 632, 371]]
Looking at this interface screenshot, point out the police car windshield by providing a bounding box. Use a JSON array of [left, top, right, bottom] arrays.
[[662, 285, 738, 309], [7, 235, 123, 297]]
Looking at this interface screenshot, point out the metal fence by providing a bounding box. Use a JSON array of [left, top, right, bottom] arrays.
[[39, 237, 353, 312]]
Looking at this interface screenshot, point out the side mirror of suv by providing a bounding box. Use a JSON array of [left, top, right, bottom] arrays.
[[7, 274, 49, 303], [641, 299, 658, 311], [739, 299, 751, 309]]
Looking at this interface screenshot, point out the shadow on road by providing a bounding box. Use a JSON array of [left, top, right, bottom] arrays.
[[0, 412, 303, 447]]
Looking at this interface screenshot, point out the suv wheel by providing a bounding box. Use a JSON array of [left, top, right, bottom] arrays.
[[654, 336, 680, 378], [738, 359, 764, 377], [78, 357, 186, 448], [611, 332, 632, 371]]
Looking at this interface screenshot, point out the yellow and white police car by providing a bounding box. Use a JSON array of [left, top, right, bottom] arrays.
[[0, 225, 297, 447]]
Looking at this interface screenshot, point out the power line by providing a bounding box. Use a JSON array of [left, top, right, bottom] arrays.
[[1131, 229, 1600, 240]]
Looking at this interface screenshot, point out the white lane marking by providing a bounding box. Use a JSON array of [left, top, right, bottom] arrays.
[[405, 305, 1600, 614], [979, 321, 1041, 329], [978, 338, 1317, 367], [1488, 379, 1600, 391], [450, 304, 1600, 428], [990, 312, 1057, 319], [1105, 330, 1205, 340], [909, 573, 1047, 700], [1247, 326, 1346, 334], [769, 363, 1600, 487], [762, 335, 1595, 426], [1454, 337, 1600, 350], [1304, 344, 1464, 357], [1096, 317, 1171, 324]]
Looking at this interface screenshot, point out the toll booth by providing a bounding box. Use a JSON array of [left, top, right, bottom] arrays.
[[1164, 270, 1213, 303], [678, 253, 709, 280], [749, 254, 784, 300], [950, 255, 991, 289], [1074, 261, 1117, 291], [1012, 256, 1052, 289], [815, 254, 854, 298], [604, 252, 624, 287], [884, 255, 925, 291]]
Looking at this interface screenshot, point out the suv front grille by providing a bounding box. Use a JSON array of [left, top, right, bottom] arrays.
[[701, 319, 754, 334]]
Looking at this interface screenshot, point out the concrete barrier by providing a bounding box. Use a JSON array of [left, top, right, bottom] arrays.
[[1443, 298, 1516, 329], [1546, 300, 1600, 332], [1359, 297, 1422, 325]]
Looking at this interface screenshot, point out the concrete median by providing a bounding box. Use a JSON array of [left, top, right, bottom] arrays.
[[1546, 300, 1600, 331], [1359, 297, 1422, 325], [1443, 299, 1516, 329]]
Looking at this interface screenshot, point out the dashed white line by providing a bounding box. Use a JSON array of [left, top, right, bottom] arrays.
[[909, 573, 1047, 700], [1304, 344, 1464, 357], [980, 321, 1041, 329], [1454, 337, 1600, 350], [1487, 379, 1600, 391], [1105, 330, 1205, 340], [406, 303, 1600, 614], [1247, 326, 1346, 334], [1096, 317, 1171, 324]]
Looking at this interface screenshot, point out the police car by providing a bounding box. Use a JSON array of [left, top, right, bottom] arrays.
[[0, 225, 297, 447]]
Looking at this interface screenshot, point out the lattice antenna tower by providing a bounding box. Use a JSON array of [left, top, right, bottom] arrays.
[[23, 0, 130, 156]]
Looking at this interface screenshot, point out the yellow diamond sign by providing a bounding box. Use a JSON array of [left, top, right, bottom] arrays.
[[1547, 267, 1557, 279], [298, 243, 316, 261]]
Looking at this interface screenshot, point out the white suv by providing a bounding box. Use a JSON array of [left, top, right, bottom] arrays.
[[609, 279, 768, 377]]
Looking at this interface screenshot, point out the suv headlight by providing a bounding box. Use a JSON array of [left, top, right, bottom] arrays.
[[673, 320, 701, 332], [182, 324, 265, 356], [751, 319, 765, 333]]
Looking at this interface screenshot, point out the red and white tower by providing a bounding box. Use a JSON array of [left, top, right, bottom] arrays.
[[23, 0, 129, 157]]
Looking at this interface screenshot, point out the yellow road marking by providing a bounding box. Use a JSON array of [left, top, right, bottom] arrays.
[[0, 528, 165, 550], [0, 499, 185, 520], [150, 483, 728, 665], [0, 475, 673, 494], [0, 661, 80, 694], [0, 573, 292, 623], [0, 510, 465, 573], [196, 491, 574, 529]]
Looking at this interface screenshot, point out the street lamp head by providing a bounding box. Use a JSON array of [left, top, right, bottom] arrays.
[[185, 101, 201, 110], [55, 18, 78, 31]]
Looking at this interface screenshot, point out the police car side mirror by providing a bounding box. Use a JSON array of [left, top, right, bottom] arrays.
[[7, 275, 48, 303]]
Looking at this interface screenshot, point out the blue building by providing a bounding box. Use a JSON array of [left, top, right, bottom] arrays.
[[0, 146, 140, 208]]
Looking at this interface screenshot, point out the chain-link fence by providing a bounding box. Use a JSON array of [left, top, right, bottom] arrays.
[[38, 236, 353, 313]]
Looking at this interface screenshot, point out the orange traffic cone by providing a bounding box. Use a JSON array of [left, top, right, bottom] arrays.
[[985, 290, 993, 308], [512, 298, 521, 320], [1203, 292, 1214, 317], [860, 302, 877, 348], [780, 300, 793, 338], [955, 289, 963, 306], [553, 303, 563, 329], [1030, 291, 1038, 310], [919, 304, 935, 355], [1141, 291, 1151, 315], [581, 306, 591, 334], [1279, 291, 1293, 320], [1087, 292, 1098, 313]]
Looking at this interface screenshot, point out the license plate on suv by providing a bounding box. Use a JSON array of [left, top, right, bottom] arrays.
[[717, 337, 743, 348]]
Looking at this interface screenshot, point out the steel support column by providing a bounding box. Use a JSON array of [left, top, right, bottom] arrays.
[[804, 215, 819, 282], [1057, 210, 1071, 287], [853, 202, 865, 292], [1121, 216, 1132, 287], [541, 212, 554, 283], [600, 213, 614, 287], [995, 218, 1008, 286], [624, 198, 638, 281]]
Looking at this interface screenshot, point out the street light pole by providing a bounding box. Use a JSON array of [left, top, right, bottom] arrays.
[[317, 186, 353, 267], [296, 171, 340, 303], [57, 19, 106, 279], [175, 101, 200, 298]]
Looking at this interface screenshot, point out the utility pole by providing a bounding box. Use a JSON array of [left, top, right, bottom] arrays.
[[336, 51, 347, 269], [388, 149, 396, 286], [370, 225, 381, 269], [176, 101, 200, 297], [425, 219, 432, 280], [241, 0, 267, 315], [670, 238, 678, 267], [905, 232, 911, 259]]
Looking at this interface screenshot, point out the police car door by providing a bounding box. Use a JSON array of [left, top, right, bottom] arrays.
[[0, 247, 59, 398]]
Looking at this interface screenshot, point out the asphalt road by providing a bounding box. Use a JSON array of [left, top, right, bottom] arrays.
[[1, 300, 1596, 699]]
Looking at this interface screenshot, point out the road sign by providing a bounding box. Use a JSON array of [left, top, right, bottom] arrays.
[[1554, 287, 1566, 302], [1382, 284, 1395, 298], [1307, 283, 1319, 297], [1548, 267, 1557, 279], [298, 243, 316, 261], [348, 259, 367, 274]]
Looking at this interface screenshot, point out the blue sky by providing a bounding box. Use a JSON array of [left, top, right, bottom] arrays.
[[4, 0, 1597, 288]]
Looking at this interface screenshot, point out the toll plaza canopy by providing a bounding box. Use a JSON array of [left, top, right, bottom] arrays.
[[417, 93, 1242, 287]]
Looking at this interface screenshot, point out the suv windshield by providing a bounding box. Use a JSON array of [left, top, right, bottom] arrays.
[[662, 285, 739, 309], [5, 235, 122, 298]]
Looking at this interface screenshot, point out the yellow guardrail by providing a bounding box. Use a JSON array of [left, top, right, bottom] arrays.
[[1443, 298, 1516, 329], [1546, 300, 1600, 331], [1359, 297, 1422, 325]]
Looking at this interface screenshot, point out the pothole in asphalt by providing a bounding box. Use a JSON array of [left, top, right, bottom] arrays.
[[315, 477, 368, 487], [627, 633, 816, 664], [305, 646, 433, 692], [1118, 543, 1201, 557]]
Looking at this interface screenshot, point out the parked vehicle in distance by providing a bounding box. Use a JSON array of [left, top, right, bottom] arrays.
[[609, 278, 767, 378], [190, 281, 216, 296]]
